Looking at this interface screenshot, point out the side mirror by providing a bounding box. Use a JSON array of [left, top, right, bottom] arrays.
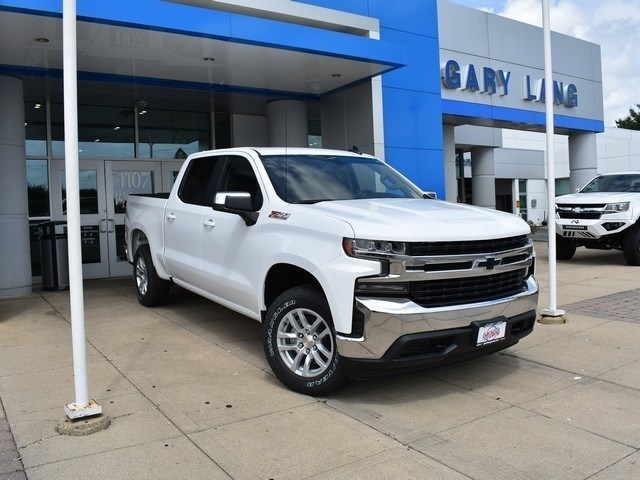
[[422, 191, 438, 199], [214, 192, 259, 226]]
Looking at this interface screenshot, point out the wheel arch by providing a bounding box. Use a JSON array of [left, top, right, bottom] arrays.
[[262, 263, 324, 319]]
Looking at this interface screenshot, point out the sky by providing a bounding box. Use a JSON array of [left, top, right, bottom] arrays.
[[449, 0, 640, 127]]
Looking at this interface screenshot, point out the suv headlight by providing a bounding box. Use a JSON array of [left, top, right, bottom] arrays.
[[342, 238, 406, 258], [603, 202, 629, 214]]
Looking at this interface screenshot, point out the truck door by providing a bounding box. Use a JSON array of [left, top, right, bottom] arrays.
[[163, 155, 221, 286], [199, 154, 264, 312]]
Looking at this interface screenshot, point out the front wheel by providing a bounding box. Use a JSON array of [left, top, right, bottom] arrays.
[[623, 224, 640, 266], [556, 235, 576, 260], [263, 286, 348, 395], [133, 244, 170, 306]]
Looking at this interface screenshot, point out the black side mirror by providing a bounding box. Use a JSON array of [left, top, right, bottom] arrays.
[[214, 192, 259, 226]]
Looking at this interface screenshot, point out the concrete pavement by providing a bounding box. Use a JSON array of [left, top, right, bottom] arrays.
[[1, 241, 639, 479]]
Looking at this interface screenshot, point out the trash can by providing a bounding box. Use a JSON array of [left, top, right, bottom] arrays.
[[39, 221, 69, 291]]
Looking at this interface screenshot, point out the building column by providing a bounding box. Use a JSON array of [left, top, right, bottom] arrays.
[[0, 75, 31, 297], [267, 100, 308, 147], [568, 133, 598, 191], [443, 124, 457, 202], [471, 147, 496, 209]]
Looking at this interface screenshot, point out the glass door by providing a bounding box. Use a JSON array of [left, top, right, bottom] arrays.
[[105, 161, 162, 277], [51, 159, 110, 279]]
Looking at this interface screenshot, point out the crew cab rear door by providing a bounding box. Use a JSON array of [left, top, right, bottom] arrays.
[[163, 154, 222, 286]]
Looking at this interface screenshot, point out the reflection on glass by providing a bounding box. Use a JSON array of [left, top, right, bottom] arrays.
[[81, 225, 101, 264], [29, 221, 44, 276], [51, 102, 135, 158], [27, 159, 50, 217], [112, 170, 154, 214], [115, 224, 126, 262], [60, 170, 99, 214], [138, 109, 210, 159], [25, 100, 47, 157]]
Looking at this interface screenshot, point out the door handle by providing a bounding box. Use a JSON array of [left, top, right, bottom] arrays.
[[107, 219, 115, 233], [202, 219, 216, 228], [99, 218, 107, 233], [166, 212, 176, 221]]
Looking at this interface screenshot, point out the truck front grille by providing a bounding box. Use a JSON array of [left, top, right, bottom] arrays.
[[408, 268, 529, 308], [408, 234, 528, 256], [556, 204, 604, 220]]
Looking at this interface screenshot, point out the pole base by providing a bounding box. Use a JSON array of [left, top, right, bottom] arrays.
[[56, 414, 111, 436], [539, 308, 567, 324], [64, 399, 103, 419]]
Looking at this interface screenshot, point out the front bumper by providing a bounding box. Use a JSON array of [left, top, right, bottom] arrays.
[[336, 276, 538, 369], [555, 216, 634, 239]]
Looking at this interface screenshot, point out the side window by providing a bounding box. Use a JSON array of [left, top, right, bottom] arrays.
[[178, 156, 219, 205], [217, 156, 263, 210]]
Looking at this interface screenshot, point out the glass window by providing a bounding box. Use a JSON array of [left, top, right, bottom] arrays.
[[178, 156, 219, 206], [27, 159, 50, 217], [138, 109, 210, 159], [25, 101, 47, 157], [218, 156, 263, 210], [51, 103, 135, 158], [60, 170, 99, 214], [112, 170, 155, 214]]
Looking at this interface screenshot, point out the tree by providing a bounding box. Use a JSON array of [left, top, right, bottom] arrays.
[[615, 104, 640, 130]]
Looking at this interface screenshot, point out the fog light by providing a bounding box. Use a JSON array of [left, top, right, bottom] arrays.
[[602, 222, 625, 231]]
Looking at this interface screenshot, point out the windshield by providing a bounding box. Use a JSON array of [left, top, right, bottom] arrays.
[[260, 154, 424, 204], [580, 174, 640, 193]]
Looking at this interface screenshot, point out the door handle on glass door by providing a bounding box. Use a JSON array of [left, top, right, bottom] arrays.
[[99, 218, 107, 233], [107, 219, 115, 233]]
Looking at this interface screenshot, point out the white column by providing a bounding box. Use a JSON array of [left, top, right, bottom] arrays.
[[568, 133, 598, 191], [267, 100, 308, 147], [443, 124, 457, 202], [471, 147, 496, 209], [0, 75, 32, 298]]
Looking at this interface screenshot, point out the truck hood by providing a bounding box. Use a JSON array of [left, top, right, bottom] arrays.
[[293, 198, 530, 242], [556, 192, 640, 204]]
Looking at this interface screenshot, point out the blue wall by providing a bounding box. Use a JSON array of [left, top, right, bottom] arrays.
[[300, 0, 444, 195]]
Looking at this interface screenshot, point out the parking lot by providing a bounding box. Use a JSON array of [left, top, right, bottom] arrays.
[[1, 241, 640, 479]]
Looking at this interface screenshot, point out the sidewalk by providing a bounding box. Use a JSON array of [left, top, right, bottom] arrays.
[[1, 242, 639, 479]]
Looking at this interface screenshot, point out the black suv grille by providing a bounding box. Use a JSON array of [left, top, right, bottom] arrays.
[[556, 204, 604, 220], [409, 269, 528, 308], [407, 235, 529, 256]]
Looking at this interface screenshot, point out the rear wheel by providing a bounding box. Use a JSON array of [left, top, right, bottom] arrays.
[[556, 235, 576, 260], [133, 244, 170, 306], [623, 224, 640, 266], [263, 286, 348, 395]]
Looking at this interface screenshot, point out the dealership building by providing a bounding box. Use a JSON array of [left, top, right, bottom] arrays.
[[0, 0, 604, 296]]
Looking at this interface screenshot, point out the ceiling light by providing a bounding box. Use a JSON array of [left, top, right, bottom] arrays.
[[203, 57, 216, 62], [113, 126, 121, 130], [35, 37, 49, 43], [94, 139, 100, 142], [34, 103, 42, 109], [331, 73, 342, 78]]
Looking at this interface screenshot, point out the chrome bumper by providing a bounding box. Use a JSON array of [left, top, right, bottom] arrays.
[[337, 276, 539, 360]]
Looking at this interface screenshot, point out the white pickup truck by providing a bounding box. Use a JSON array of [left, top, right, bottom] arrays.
[[555, 172, 640, 265], [125, 147, 538, 394]]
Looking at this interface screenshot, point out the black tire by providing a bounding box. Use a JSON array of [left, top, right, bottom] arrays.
[[556, 235, 576, 260], [623, 224, 640, 266], [133, 244, 170, 306], [263, 286, 348, 395]]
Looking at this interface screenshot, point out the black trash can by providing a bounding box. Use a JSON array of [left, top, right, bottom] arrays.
[[39, 221, 69, 291]]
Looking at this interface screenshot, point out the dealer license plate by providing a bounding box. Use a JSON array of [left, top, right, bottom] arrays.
[[476, 320, 507, 346]]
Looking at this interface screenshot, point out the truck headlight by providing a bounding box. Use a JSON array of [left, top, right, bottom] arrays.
[[603, 202, 629, 214], [342, 238, 406, 258]]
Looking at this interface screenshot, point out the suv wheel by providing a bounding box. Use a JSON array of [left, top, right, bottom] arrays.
[[556, 235, 576, 260], [623, 224, 640, 266]]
